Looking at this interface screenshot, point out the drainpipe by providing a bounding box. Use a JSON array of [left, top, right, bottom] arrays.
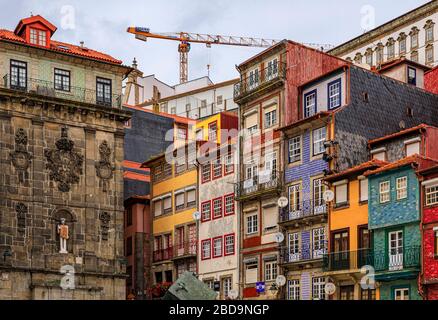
[[417, 171, 426, 300]]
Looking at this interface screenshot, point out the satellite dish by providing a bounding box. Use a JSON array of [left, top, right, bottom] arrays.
[[274, 232, 285, 243], [278, 196, 288, 208], [276, 275, 286, 287], [324, 282, 336, 295], [323, 190, 335, 202], [192, 211, 201, 221], [228, 289, 238, 299]]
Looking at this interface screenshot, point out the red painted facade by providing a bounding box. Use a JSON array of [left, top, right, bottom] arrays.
[[425, 67, 438, 95]]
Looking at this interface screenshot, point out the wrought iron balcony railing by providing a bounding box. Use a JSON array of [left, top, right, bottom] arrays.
[[373, 246, 420, 272], [2, 74, 122, 109], [279, 241, 328, 264], [153, 247, 173, 262], [235, 171, 282, 199], [234, 62, 286, 100], [173, 241, 197, 259], [279, 199, 328, 223], [323, 249, 373, 272]]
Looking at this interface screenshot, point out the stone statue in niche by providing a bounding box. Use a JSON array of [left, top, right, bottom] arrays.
[[99, 211, 111, 241], [45, 127, 84, 192], [95, 140, 115, 192], [10, 128, 32, 183], [57, 218, 69, 254]]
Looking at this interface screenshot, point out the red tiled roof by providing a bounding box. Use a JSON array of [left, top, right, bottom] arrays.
[[123, 171, 150, 182], [364, 154, 438, 176], [325, 159, 388, 182], [123, 160, 150, 172], [368, 124, 430, 146], [14, 15, 57, 35]]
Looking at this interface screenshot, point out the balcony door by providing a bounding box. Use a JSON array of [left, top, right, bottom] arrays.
[[10, 60, 27, 90], [188, 224, 197, 255], [312, 228, 326, 259], [388, 230, 403, 271], [358, 226, 371, 267], [313, 178, 326, 215], [288, 184, 301, 219], [176, 227, 185, 257], [332, 230, 349, 270], [288, 232, 300, 262]]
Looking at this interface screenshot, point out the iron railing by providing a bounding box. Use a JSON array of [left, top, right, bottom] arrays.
[[279, 241, 328, 264], [173, 241, 197, 259], [153, 247, 173, 262], [235, 171, 282, 198], [373, 246, 421, 272], [279, 199, 328, 223], [1, 74, 122, 109], [323, 249, 373, 272], [234, 62, 286, 99]]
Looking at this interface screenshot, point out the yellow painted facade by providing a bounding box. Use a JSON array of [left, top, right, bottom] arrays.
[[195, 112, 222, 143]]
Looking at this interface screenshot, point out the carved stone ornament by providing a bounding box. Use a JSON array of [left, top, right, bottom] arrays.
[[95, 140, 115, 192], [99, 211, 111, 241], [10, 128, 32, 183], [15, 202, 27, 230], [44, 127, 84, 192]]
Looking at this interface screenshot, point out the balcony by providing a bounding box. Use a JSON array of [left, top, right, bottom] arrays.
[[234, 62, 286, 104], [235, 171, 282, 201], [373, 246, 420, 274], [1, 74, 122, 109], [323, 249, 373, 272], [172, 241, 197, 260], [279, 199, 328, 226], [279, 241, 328, 268], [153, 247, 173, 263]]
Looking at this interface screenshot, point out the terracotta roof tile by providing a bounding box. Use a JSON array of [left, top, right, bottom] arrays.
[[368, 124, 430, 146], [325, 159, 388, 182], [364, 154, 438, 176]]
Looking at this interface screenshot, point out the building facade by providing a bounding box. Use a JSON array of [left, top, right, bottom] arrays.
[[425, 66, 438, 94], [0, 15, 131, 299]]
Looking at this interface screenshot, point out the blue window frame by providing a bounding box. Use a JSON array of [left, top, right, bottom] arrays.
[[327, 78, 342, 110], [304, 89, 317, 118]]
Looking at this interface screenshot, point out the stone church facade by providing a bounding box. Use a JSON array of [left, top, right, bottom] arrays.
[[0, 15, 131, 299]]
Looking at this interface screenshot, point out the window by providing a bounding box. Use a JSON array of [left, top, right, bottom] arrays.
[[313, 178, 325, 208], [335, 182, 348, 206], [224, 194, 235, 216], [312, 277, 326, 300], [224, 234, 235, 255], [289, 136, 301, 163], [354, 53, 362, 64], [222, 277, 232, 299], [380, 181, 390, 203], [394, 288, 410, 300], [289, 184, 301, 213], [163, 196, 172, 214], [407, 67, 417, 86], [224, 152, 234, 175], [96, 77, 112, 106], [304, 90, 317, 117], [54, 68, 70, 92], [163, 162, 172, 178], [245, 262, 258, 284], [212, 158, 222, 179], [360, 178, 368, 202], [328, 79, 341, 109], [396, 177, 408, 200], [426, 185, 438, 206], [399, 37, 407, 55], [312, 228, 326, 258], [204, 279, 214, 290], [387, 40, 395, 60], [170, 107, 176, 114], [372, 150, 386, 161], [217, 95, 223, 105], [126, 236, 133, 256], [249, 69, 259, 89], [264, 151, 277, 176], [434, 231, 438, 258], [126, 207, 133, 226], [185, 103, 191, 112], [160, 103, 168, 113], [313, 127, 326, 155], [264, 109, 277, 128], [201, 162, 211, 183], [267, 58, 278, 80], [213, 237, 223, 258], [264, 261, 277, 282], [288, 280, 300, 300], [288, 232, 300, 261], [175, 191, 185, 210], [208, 122, 218, 141], [426, 45, 434, 65], [411, 50, 419, 63], [201, 201, 211, 222], [411, 30, 419, 49], [187, 189, 196, 207], [10, 60, 27, 90], [201, 239, 211, 260], [263, 206, 278, 232], [376, 45, 384, 65], [29, 28, 47, 46], [213, 198, 222, 219], [124, 119, 132, 128], [177, 126, 187, 140], [365, 50, 373, 66], [426, 23, 434, 43], [361, 288, 376, 300], [153, 199, 162, 217], [246, 213, 258, 235]]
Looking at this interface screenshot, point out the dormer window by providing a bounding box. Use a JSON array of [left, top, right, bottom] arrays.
[[29, 28, 47, 46]]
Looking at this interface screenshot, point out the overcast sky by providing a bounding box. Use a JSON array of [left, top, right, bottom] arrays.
[[0, 0, 430, 85]]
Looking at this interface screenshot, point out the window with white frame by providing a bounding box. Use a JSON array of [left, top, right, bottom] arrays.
[[30, 28, 47, 46], [304, 90, 316, 117], [426, 45, 434, 64], [312, 277, 326, 300], [209, 122, 218, 141], [289, 136, 301, 163], [204, 279, 214, 290], [312, 228, 326, 258], [426, 23, 434, 43], [411, 30, 419, 49], [335, 182, 348, 206], [313, 127, 326, 155], [399, 37, 407, 55], [224, 234, 235, 255], [202, 162, 211, 183], [224, 194, 234, 215], [213, 198, 222, 219], [265, 109, 277, 128], [328, 79, 341, 109], [289, 184, 301, 212], [264, 151, 277, 176], [288, 232, 300, 258], [175, 191, 185, 210], [360, 178, 369, 202], [365, 50, 373, 66], [212, 158, 222, 179], [267, 58, 278, 79], [217, 95, 223, 105], [426, 185, 438, 206], [396, 176, 408, 200], [201, 201, 211, 221], [380, 181, 390, 203], [246, 213, 258, 235], [264, 261, 277, 282], [288, 280, 300, 300], [249, 69, 259, 89], [313, 178, 325, 207], [394, 288, 410, 300], [177, 126, 187, 140], [201, 239, 211, 259], [222, 277, 232, 298], [224, 152, 234, 174], [376, 46, 384, 64], [153, 199, 162, 217], [245, 262, 258, 284], [387, 41, 395, 59], [213, 237, 223, 257]]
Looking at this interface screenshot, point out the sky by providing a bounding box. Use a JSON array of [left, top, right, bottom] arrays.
[[0, 0, 431, 86]]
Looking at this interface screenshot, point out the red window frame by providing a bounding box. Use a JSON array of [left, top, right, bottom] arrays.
[[201, 239, 211, 260], [212, 236, 223, 258], [224, 233, 235, 256], [177, 125, 188, 141], [201, 162, 211, 183], [212, 197, 223, 219], [201, 200, 212, 222], [224, 152, 234, 176], [208, 121, 218, 141], [29, 27, 48, 47], [212, 157, 222, 180], [224, 193, 235, 216]]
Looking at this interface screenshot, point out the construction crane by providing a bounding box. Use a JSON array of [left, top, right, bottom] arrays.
[[127, 27, 334, 83]]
